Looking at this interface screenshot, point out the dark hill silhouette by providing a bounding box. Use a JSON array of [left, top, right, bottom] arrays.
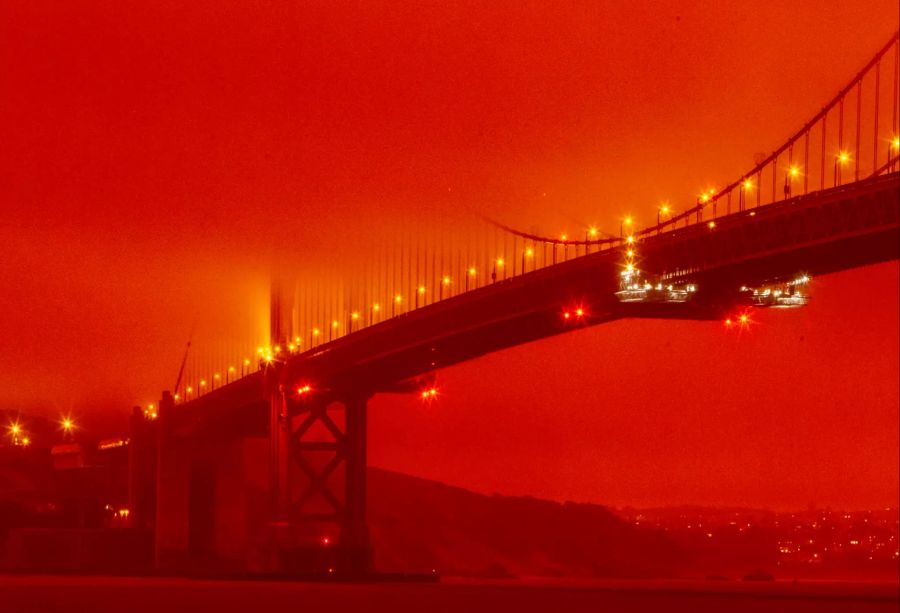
[[368, 467, 683, 578]]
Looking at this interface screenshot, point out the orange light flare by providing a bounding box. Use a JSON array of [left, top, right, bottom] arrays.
[[725, 311, 754, 331], [296, 384, 313, 397], [563, 306, 587, 322], [420, 386, 439, 401]]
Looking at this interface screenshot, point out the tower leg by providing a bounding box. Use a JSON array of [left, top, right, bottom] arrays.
[[343, 394, 370, 575]]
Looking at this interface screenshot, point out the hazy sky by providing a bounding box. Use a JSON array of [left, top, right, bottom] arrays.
[[1, 0, 898, 509]]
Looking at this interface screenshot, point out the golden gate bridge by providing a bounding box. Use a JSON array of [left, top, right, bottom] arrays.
[[15, 32, 899, 578]]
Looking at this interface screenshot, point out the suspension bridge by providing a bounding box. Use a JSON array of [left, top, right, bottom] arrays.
[[123, 33, 900, 576]]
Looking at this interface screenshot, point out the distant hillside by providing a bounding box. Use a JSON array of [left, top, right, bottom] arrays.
[[368, 468, 683, 578]]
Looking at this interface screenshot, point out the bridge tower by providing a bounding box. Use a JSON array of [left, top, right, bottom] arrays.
[[268, 279, 371, 575]]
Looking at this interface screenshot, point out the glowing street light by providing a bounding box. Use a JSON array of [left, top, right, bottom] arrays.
[[834, 151, 850, 185], [657, 203, 671, 227]]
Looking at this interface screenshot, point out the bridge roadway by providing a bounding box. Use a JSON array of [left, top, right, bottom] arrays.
[[171, 172, 898, 435]]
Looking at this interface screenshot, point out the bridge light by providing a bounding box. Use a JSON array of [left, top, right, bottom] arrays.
[[214, 373, 221, 380], [563, 311, 571, 320], [588, 227, 598, 238], [200, 380, 207, 388], [468, 267, 477, 276], [837, 151, 850, 164], [372, 303, 380, 312], [313, 328, 320, 336], [625, 235, 634, 244], [228, 366, 236, 373], [739, 314, 749, 325], [297, 384, 312, 395], [418, 286, 426, 294], [892, 136, 900, 150], [186, 386, 193, 393], [257, 347, 264, 355], [659, 204, 670, 214], [789, 165, 800, 178], [10, 423, 21, 437], [294, 336, 301, 344], [351, 312, 359, 320], [442, 276, 451, 286], [625, 263, 635, 274], [61, 417, 75, 432], [243, 359, 251, 366], [626, 249, 634, 258], [420, 387, 439, 400], [495, 258, 504, 267], [332, 320, 339, 328], [525, 248, 534, 257], [742, 179, 753, 190], [575, 308, 584, 317], [21, 436, 30, 447], [560, 233, 568, 242], [707, 221, 716, 229]]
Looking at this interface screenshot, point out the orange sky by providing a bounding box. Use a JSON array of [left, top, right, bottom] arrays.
[[1, 0, 898, 509]]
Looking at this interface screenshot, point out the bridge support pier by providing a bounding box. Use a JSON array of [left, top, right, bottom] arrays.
[[268, 373, 372, 576]]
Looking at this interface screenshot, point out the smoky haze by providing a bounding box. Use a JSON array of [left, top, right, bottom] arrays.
[[0, 0, 897, 509]]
